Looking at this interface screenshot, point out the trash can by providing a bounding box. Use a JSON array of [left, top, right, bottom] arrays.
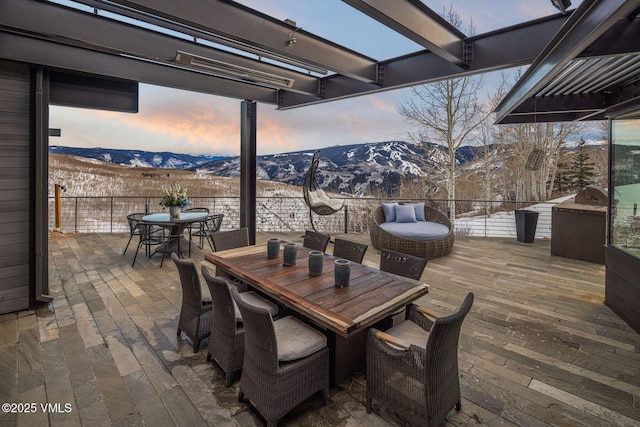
[[515, 209, 539, 243]]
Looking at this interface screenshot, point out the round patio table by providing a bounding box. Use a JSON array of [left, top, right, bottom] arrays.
[[142, 212, 208, 259]]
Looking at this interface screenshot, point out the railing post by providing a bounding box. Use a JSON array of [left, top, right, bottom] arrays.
[[54, 184, 62, 229], [110, 197, 114, 233], [344, 203, 348, 234], [75, 197, 78, 233]]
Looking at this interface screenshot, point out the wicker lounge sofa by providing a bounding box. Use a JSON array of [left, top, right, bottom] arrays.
[[370, 203, 454, 259]]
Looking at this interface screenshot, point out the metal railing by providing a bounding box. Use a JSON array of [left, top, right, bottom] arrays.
[[47, 195, 559, 239]]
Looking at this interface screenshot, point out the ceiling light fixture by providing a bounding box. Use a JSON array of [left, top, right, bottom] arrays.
[[175, 51, 295, 88], [74, 1, 328, 75], [551, 0, 572, 14]]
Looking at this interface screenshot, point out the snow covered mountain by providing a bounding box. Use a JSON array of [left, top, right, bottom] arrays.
[[49, 146, 227, 169], [50, 141, 465, 195], [193, 141, 482, 195]]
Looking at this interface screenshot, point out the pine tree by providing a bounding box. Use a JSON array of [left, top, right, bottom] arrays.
[[568, 140, 597, 191], [553, 144, 573, 193]]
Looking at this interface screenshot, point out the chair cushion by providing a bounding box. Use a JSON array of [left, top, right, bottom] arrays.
[[232, 291, 279, 322], [403, 203, 426, 221], [385, 319, 429, 350], [308, 189, 343, 210], [395, 205, 417, 223], [380, 221, 450, 241], [274, 316, 327, 362], [382, 202, 398, 222], [201, 282, 212, 305]]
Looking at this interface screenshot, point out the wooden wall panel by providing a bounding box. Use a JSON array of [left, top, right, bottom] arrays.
[[0, 60, 31, 314]]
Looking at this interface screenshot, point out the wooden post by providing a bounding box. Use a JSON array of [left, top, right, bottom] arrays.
[[55, 183, 61, 229]]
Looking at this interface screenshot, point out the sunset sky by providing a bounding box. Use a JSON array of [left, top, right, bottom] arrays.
[[49, 0, 580, 156]]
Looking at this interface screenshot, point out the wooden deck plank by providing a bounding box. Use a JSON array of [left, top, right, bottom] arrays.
[[24, 232, 640, 427]]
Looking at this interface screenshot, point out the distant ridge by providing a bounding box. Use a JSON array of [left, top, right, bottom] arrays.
[[49, 146, 228, 169], [49, 142, 484, 195], [192, 141, 484, 195], [49, 138, 605, 196]]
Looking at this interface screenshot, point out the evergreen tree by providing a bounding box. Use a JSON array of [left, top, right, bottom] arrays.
[[553, 144, 573, 193], [568, 139, 597, 191]]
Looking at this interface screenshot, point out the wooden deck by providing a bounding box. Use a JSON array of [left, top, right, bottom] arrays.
[[1, 231, 638, 426]]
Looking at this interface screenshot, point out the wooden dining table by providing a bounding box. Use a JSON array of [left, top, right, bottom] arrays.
[[205, 243, 429, 385]]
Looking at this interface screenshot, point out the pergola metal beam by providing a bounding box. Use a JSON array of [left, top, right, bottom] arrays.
[[498, 93, 608, 123], [278, 15, 570, 109], [579, 16, 640, 57], [240, 100, 257, 245], [342, 0, 467, 67], [0, 0, 319, 98], [101, 0, 380, 84], [0, 33, 278, 104], [497, 110, 606, 124], [495, 0, 640, 124]]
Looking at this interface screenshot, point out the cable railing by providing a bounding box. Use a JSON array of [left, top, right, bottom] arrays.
[[47, 195, 560, 239]]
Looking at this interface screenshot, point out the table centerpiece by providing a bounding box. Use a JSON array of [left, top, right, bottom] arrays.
[[159, 182, 191, 219]]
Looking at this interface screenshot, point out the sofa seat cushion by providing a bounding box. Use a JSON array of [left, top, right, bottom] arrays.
[[380, 220, 450, 241], [274, 316, 327, 361]]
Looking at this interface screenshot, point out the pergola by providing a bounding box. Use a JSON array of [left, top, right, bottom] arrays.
[[1, 0, 640, 329]]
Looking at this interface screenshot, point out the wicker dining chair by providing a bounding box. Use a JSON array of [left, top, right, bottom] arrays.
[[201, 266, 279, 386], [171, 253, 213, 353], [332, 238, 368, 264], [380, 248, 428, 281], [303, 230, 331, 252], [366, 293, 474, 426], [211, 227, 250, 281], [230, 286, 329, 426], [211, 227, 250, 252]]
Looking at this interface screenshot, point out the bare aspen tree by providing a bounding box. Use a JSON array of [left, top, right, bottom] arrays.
[[498, 120, 581, 201], [397, 7, 491, 222]]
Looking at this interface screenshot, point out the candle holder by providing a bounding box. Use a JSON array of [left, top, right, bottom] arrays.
[[267, 238, 280, 259], [283, 242, 298, 266], [308, 250, 324, 276], [334, 259, 351, 287]]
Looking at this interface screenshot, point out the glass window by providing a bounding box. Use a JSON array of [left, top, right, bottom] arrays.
[[610, 110, 640, 258]]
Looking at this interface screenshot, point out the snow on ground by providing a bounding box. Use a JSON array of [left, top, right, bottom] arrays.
[[455, 195, 575, 239]]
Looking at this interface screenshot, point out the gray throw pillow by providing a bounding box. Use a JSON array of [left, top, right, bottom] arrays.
[[395, 205, 417, 223], [382, 202, 397, 222], [404, 203, 426, 221]]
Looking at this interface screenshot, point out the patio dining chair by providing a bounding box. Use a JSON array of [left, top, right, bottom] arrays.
[[201, 213, 224, 250], [201, 266, 279, 386], [184, 207, 210, 248], [230, 286, 329, 426], [211, 227, 250, 252], [171, 253, 213, 353], [303, 230, 331, 252], [332, 238, 368, 264], [380, 248, 428, 281], [211, 227, 250, 281], [124, 212, 163, 255], [131, 221, 166, 267], [366, 293, 474, 426]]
